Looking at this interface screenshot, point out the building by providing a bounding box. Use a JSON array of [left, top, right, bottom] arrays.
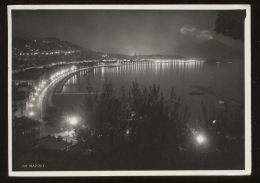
[[12, 93, 27, 118], [12, 89, 29, 118], [13, 79, 37, 87], [12, 83, 34, 118], [14, 116, 42, 145], [12, 69, 46, 87]]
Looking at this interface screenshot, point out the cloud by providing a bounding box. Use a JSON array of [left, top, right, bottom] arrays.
[[180, 27, 213, 40]]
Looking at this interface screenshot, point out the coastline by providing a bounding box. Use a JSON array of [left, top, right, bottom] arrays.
[[44, 67, 92, 109]]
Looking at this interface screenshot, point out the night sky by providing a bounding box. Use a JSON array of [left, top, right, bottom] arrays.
[[12, 10, 244, 55]]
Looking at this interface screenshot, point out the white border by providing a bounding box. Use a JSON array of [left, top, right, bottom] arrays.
[[8, 5, 251, 177]]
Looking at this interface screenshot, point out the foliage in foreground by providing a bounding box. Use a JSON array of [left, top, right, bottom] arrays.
[[37, 76, 245, 170], [43, 106, 73, 133], [81, 77, 184, 152]]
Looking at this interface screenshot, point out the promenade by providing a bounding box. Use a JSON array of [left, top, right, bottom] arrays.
[[38, 68, 91, 143], [35, 65, 110, 142]]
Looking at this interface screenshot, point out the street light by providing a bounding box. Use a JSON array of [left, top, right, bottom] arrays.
[[71, 66, 76, 71], [29, 112, 34, 116], [196, 134, 206, 144], [69, 116, 78, 125]]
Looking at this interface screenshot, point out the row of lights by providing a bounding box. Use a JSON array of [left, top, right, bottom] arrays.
[[28, 80, 47, 117], [28, 66, 77, 117], [50, 66, 76, 80]]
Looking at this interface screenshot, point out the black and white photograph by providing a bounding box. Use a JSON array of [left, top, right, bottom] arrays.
[[8, 5, 251, 176]]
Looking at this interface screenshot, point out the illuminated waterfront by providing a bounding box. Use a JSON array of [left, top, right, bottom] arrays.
[[53, 61, 244, 119]]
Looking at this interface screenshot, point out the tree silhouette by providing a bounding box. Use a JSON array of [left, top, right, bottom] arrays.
[[82, 77, 183, 158], [43, 106, 67, 128], [79, 77, 244, 169], [82, 76, 126, 151]]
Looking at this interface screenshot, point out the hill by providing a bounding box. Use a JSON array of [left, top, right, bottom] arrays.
[[13, 37, 85, 52], [163, 39, 244, 60], [12, 37, 131, 62]]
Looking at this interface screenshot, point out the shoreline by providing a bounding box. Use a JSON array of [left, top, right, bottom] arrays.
[[44, 67, 92, 109]]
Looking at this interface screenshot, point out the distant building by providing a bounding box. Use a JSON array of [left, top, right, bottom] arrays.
[[12, 88, 29, 118], [13, 79, 37, 87], [12, 69, 47, 87]]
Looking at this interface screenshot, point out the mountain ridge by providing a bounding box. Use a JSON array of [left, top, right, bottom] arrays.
[[163, 39, 244, 60]]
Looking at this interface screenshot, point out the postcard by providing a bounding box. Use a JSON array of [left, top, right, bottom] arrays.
[[8, 5, 251, 176]]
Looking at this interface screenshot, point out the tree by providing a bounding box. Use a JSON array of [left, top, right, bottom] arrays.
[[43, 106, 67, 128], [187, 102, 245, 168], [127, 80, 171, 147], [80, 78, 190, 168], [81, 75, 98, 129], [214, 10, 246, 42], [82, 76, 126, 151]]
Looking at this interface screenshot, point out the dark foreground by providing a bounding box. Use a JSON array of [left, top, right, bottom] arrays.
[[13, 137, 244, 171]]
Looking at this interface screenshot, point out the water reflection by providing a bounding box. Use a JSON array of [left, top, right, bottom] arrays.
[[132, 62, 204, 76], [60, 62, 242, 104], [62, 74, 78, 93], [101, 67, 105, 80], [56, 61, 243, 123], [63, 62, 208, 91]]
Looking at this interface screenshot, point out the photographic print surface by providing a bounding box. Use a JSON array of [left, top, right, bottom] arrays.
[[8, 5, 251, 176]]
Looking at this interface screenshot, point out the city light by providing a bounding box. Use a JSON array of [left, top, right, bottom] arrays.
[[29, 103, 33, 107], [71, 66, 76, 71], [32, 97, 35, 101], [29, 112, 34, 116], [69, 117, 78, 125]]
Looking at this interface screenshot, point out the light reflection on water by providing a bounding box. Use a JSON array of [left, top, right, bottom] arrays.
[[54, 62, 244, 119]]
